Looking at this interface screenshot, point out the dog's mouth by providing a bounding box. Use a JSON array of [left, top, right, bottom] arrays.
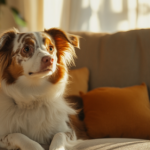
[[28, 69, 52, 75]]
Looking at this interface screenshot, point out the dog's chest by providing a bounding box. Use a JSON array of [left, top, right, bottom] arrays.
[[0, 100, 70, 144], [21, 105, 70, 144]]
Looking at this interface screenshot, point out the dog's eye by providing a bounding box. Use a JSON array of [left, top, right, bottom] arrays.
[[49, 46, 53, 51], [23, 46, 30, 53]]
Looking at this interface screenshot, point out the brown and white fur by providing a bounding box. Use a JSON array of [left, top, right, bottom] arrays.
[[0, 28, 87, 150]]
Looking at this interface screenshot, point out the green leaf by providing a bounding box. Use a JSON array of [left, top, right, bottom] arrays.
[[0, 0, 6, 5], [10, 7, 27, 27]]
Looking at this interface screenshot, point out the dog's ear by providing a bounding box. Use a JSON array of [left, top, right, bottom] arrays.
[[0, 28, 18, 50], [45, 28, 79, 48], [0, 28, 18, 77], [45, 28, 80, 67]]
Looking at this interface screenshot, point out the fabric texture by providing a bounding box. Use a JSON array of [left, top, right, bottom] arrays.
[[65, 67, 89, 96], [41, 138, 150, 150], [71, 29, 150, 93], [1, 138, 150, 150], [81, 83, 150, 139], [74, 138, 150, 150]]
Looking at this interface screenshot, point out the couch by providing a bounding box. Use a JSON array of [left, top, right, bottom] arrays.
[[1, 29, 150, 150], [68, 28, 150, 150]]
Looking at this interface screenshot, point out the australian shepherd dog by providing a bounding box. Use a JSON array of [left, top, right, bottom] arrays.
[[0, 28, 88, 150]]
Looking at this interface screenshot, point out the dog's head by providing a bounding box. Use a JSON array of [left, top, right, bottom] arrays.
[[0, 28, 79, 85]]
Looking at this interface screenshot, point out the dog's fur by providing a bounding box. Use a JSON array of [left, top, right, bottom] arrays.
[[0, 28, 88, 150]]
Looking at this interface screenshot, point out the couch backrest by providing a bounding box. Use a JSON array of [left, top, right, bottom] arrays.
[[71, 29, 150, 94]]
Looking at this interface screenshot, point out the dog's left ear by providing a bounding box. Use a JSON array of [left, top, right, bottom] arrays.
[[44, 28, 79, 48]]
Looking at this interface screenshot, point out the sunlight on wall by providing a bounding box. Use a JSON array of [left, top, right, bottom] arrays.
[[44, 0, 63, 29], [89, 0, 102, 32], [127, 0, 137, 29], [81, 0, 90, 8], [111, 0, 123, 13], [137, 0, 150, 28], [81, 22, 88, 31], [89, 13, 101, 32], [81, 0, 90, 30], [117, 0, 137, 31], [44, 0, 150, 33], [78, 0, 150, 33], [109, 0, 150, 32], [117, 21, 129, 31]]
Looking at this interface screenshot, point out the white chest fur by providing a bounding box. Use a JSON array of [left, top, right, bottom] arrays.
[[0, 90, 75, 144]]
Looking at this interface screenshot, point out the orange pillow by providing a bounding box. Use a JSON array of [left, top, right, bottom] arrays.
[[81, 83, 150, 139]]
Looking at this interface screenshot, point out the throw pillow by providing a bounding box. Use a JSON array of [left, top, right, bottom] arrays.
[[81, 83, 150, 139]]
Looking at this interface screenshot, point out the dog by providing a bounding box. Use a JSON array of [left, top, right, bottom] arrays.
[[0, 28, 88, 150]]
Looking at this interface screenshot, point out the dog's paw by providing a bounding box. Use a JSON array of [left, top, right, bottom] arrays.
[[0, 135, 18, 150], [0, 133, 44, 150]]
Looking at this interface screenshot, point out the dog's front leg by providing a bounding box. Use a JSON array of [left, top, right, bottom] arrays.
[[49, 132, 67, 150], [49, 132, 78, 150], [0, 133, 44, 150]]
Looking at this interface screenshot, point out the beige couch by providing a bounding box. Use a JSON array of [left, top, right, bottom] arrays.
[[68, 28, 150, 150]]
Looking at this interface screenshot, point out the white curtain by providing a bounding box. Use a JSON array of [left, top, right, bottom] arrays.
[[23, 0, 44, 32], [42, 0, 150, 33], [2, 0, 150, 33], [43, 0, 70, 31], [68, 0, 150, 33], [23, 0, 70, 32]]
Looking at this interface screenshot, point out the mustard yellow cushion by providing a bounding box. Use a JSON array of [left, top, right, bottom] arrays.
[[81, 83, 150, 139], [66, 67, 89, 96]]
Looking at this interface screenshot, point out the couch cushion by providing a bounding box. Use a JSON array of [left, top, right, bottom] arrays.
[[74, 138, 150, 150], [71, 29, 150, 92], [81, 83, 150, 139], [42, 138, 150, 150], [66, 67, 89, 96], [1, 138, 149, 150]]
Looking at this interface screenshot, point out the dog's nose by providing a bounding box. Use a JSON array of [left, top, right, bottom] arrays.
[[42, 56, 51, 63], [42, 56, 54, 64], [41, 56, 54, 70]]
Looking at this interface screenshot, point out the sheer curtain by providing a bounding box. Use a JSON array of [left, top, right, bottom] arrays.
[[23, 0, 150, 33], [69, 0, 150, 33], [23, 0, 70, 32], [23, 0, 44, 32], [43, 0, 70, 31]]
